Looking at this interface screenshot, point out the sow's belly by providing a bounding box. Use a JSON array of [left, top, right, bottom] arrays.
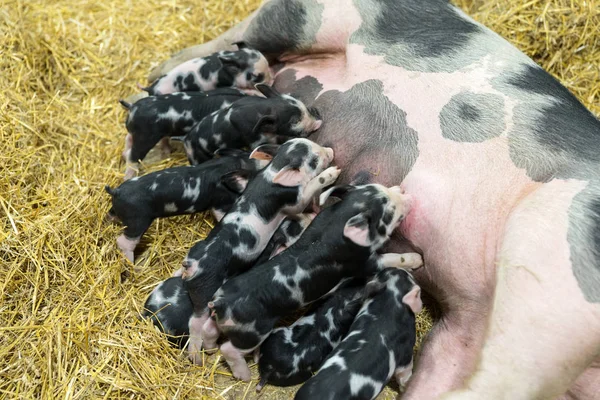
[[272, 54, 539, 295]]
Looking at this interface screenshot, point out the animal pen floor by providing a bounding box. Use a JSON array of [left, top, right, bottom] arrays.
[[1, 0, 598, 398]]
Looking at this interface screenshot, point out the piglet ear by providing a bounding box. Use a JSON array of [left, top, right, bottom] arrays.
[[220, 170, 251, 194], [364, 278, 386, 298], [231, 41, 248, 50], [252, 115, 277, 134], [249, 144, 279, 160], [255, 84, 281, 98], [273, 167, 305, 187], [343, 212, 371, 247], [214, 148, 246, 158], [402, 286, 423, 315], [319, 184, 354, 206], [218, 55, 242, 71]]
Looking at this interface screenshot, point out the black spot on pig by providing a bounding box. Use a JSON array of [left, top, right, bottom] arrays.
[[439, 91, 506, 143], [239, 228, 257, 248], [274, 69, 324, 105], [311, 80, 419, 185], [199, 56, 222, 80], [567, 181, 600, 303], [244, 0, 323, 55], [350, 0, 482, 72], [504, 65, 600, 181]]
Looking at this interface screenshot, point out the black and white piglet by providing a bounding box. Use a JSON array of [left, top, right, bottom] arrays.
[[254, 212, 315, 266], [142, 277, 193, 348], [209, 184, 422, 381], [295, 268, 422, 400], [119, 88, 248, 179], [141, 213, 315, 349], [256, 283, 365, 391], [105, 149, 267, 262], [179, 84, 322, 164], [180, 139, 339, 365], [142, 42, 271, 96]]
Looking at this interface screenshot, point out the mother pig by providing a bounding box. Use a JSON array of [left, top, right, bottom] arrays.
[[148, 1, 600, 399]]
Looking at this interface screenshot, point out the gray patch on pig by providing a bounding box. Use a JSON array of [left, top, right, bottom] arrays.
[[244, 0, 323, 55], [567, 181, 600, 303], [311, 80, 419, 185], [492, 64, 600, 182], [274, 69, 323, 105], [350, 0, 492, 73], [439, 91, 506, 143]]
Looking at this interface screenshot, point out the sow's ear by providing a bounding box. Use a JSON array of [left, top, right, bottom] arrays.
[[273, 167, 306, 187], [220, 170, 252, 194], [249, 144, 280, 160], [319, 184, 354, 206], [343, 212, 372, 247], [402, 286, 423, 315], [255, 83, 281, 98]]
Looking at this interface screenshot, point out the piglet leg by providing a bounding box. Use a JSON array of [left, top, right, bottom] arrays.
[[187, 313, 209, 365], [297, 166, 341, 210], [379, 252, 423, 270], [220, 341, 252, 381], [116, 234, 140, 263], [201, 317, 220, 352], [395, 359, 414, 391], [158, 137, 172, 158]]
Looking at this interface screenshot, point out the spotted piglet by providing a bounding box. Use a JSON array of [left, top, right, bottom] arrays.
[[142, 42, 271, 96], [119, 88, 248, 179], [295, 268, 422, 400], [179, 84, 322, 164], [142, 277, 192, 348], [105, 149, 267, 262], [181, 138, 339, 365], [254, 212, 315, 266], [209, 184, 422, 381], [256, 282, 365, 391]]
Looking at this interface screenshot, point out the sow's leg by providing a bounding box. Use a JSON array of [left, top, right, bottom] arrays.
[[441, 180, 600, 400]]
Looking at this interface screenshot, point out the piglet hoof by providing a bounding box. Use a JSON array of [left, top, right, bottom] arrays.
[[255, 377, 267, 392], [187, 339, 204, 366], [123, 166, 138, 181], [253, 349, 260, 364], [318, 166, 342, 187], [232, 367, 252, 382]]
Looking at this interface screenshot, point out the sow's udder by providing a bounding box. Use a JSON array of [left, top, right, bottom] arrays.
[[273, 68, 419, 186]]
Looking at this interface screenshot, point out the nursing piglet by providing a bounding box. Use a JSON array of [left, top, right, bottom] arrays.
[[209, 184, 422, 381], [105, 149, 266, 262], [179, 84, 322, 164], [256, 283, 364, 391], [119, 89, 248, 179], [181, 138, 339, 365], [142, 277, 193, 348], [142, 212, 317, 351], [142, 42, 271, 96], [295, 268, 422, 400]]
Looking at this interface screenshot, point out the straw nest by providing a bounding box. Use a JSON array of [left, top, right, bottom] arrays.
[[1, 0, 598, 398]]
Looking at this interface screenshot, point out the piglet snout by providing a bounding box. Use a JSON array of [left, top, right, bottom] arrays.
[[312, 119, 323, 132]]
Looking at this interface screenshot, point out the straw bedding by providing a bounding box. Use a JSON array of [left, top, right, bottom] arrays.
[[0, 0, 598, 398]]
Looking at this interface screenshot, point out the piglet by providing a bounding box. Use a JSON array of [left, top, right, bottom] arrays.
[[256, 282, 365, 391], [180, 138, 339, 365], [178, 84, 322, 165], [119, 88, 248, 179], [105, 149, 267, 262], [142, 42, 271, 96], [209, 184, 422, 381], [141, 213, 315, 349], [294, 268, 422, 400], [142, 276, 193, 349]]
